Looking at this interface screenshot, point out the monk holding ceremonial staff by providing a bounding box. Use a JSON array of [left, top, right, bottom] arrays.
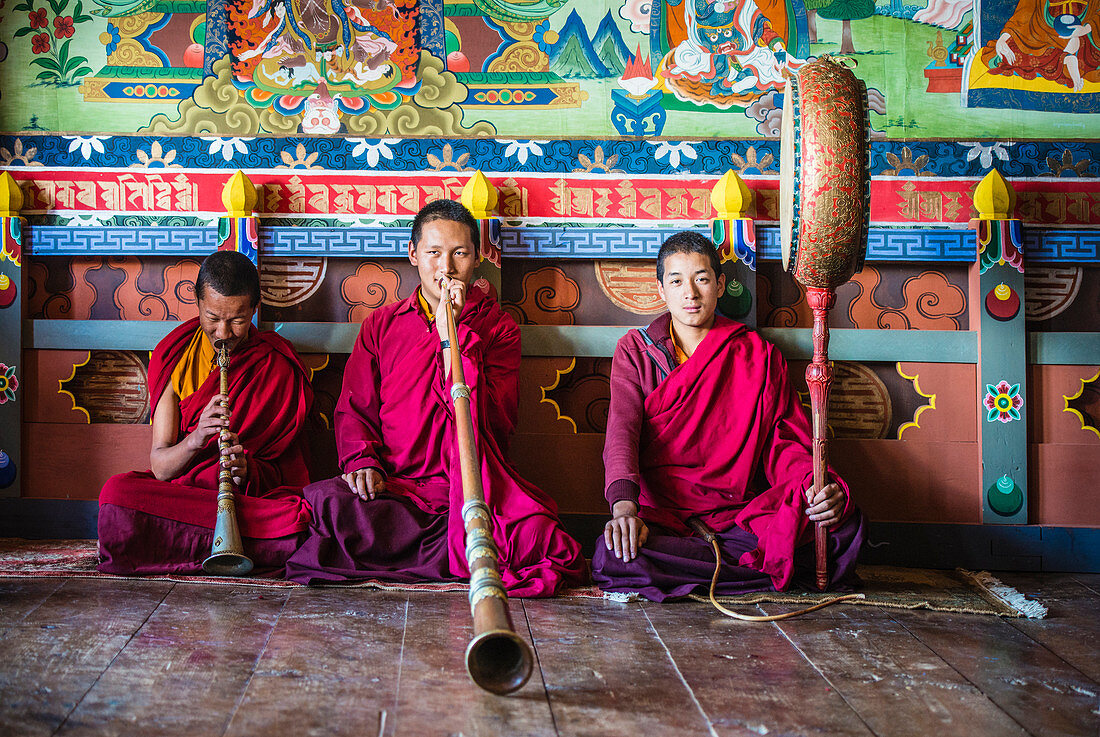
[[285, 199, 585, 596], [593, 232, 865, 601], [98, 251, 314, 575]]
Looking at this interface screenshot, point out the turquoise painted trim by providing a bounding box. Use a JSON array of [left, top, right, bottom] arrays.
[[1029, 332, 1100, 366], [27, 320, 182, 351], [269, 322, 361, 354], [0, 229, 21, 500], [759, 329, 977, 363], [519, 326, 630, 357], [30, 322, 1100, 367], [28, 320, 985, 362]]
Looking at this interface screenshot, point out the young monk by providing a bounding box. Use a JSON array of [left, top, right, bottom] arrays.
[[98, 250, 314, 574], [593, 231, 865, 600], [285, 199, 586, 596]]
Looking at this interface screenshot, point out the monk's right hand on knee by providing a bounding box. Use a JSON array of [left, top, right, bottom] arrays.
[[343, 468, 384, 502], [604, 501, 648, 562]]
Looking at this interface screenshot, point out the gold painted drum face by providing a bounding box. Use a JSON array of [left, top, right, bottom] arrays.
[[778, 56, 871, 290]]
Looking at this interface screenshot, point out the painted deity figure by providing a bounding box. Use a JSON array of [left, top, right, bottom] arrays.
[[662, 0, 803, 107], [234, 0, 417, 130], [981, 0, 1100, 91]]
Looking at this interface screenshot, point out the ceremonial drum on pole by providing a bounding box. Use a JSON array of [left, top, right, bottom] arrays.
[[779, 55, 870, 591]]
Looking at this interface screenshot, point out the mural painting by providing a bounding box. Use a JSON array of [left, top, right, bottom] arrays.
[[2, 0, 1100, 137]]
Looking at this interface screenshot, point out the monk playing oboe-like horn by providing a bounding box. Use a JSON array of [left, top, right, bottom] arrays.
[[286, 199, 585, 597], [98, 250, 314, 575]]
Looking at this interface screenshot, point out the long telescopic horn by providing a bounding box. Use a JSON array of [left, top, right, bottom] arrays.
[[442, 283, 533, 695]]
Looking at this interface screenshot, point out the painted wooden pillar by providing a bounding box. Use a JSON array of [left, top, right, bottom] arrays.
[[219, 170, 261, 323], [710, 170, 757, 327], [0, 172, 25, 497], [969, 169, 1027, 524], [461, 171, 502, 296]]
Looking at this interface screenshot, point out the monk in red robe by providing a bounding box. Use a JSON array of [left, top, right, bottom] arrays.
[[593, 232, 865, 601], [285, 200, 586, 597], [98, 251, 314, 575]]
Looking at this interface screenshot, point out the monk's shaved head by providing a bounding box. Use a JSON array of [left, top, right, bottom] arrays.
[[657, 231, 721, 284], [196, 250, 260, 306], [411, 199, 479, 251]]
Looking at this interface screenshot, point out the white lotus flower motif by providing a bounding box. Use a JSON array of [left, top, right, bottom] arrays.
[[201, 136, 254, 162], [499, 140, 549, 166], [63, 135, 109, 160], [347, 138, 400, 168], [649, 141, 698, 170], [67, 213, 109, 227], [960, 141, 1015, 170]]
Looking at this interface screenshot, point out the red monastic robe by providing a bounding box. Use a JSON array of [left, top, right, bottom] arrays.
[[599, 314, 861, 593], [285, 286, 586, 596], [97, 318, 314, 574]]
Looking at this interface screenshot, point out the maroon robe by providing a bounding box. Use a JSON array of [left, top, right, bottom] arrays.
[[593, 313, 864, 600], [98, 318, 314, 575], [285, 286, 587, 597]]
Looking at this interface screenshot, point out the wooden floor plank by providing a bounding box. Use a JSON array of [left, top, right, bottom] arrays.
[[390, 592, 555, 737], [771, 605, 1031, 737], [643, 600, 876, 737], [894, 608, 1100, 737], [0, 578, 172, 737], [1069, 574, 1100, 595], [224, 588, 409, 737], [0, 578, 67, 624], [523, 597, 715, 737], [55, 584, 290, 737], [996, 572, 1100, 683]]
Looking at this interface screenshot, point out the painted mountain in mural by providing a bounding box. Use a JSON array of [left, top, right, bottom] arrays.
[[549, 10, 630, 79], [592, 12, 632, 77]]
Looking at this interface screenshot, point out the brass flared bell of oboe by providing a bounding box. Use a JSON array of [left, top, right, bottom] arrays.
[[202, 339, 254, 577]]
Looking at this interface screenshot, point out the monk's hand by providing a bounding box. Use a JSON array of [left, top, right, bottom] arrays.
[[434, 275, 468, 342], [343, 468, 385, 502], [189, 394, 230, 450], [220, 430, 247, 486], [805, 482, 844, 528], [604, 500, 648, 563]]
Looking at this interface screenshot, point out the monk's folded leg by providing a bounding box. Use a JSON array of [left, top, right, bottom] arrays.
[[97, 503, 301, 576], [497, 512, 589, 598], [791, 507, 867, 591], [284, 476, 456, 586], [592, 524, 773, 601]]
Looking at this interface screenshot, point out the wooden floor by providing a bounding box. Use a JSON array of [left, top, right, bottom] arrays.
[[1, 573, 1097, 737]]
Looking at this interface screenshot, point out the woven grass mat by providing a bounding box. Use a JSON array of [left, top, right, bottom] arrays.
[[0, 539, 1048, 616], [0, 538, 603, 598], [684, 565, 1048, 619]]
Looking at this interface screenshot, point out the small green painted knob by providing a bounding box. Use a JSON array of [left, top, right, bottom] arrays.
[[718, 277, 752, 319], [987, 475, 1023, 516]]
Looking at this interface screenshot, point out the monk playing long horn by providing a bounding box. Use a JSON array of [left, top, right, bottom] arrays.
[[592, 232, 866, 601], [285, 199, 586, 597], [98, 250, 314, 575]]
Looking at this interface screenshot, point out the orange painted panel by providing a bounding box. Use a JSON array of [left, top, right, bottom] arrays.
[[895, 362, 977, 443], [1031, 443, 1100, 527], [510, 433, 606, 515], [22, 350, 92, 424], [23, 423, 151, 500], [832, 439, 980, 524], [1028, 365, 1100, 445]]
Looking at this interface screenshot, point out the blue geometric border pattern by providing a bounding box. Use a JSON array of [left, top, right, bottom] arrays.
[[26, 225, 1100, 262], [1, 135, 1097, 178], [29, 227, 219, 255]]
